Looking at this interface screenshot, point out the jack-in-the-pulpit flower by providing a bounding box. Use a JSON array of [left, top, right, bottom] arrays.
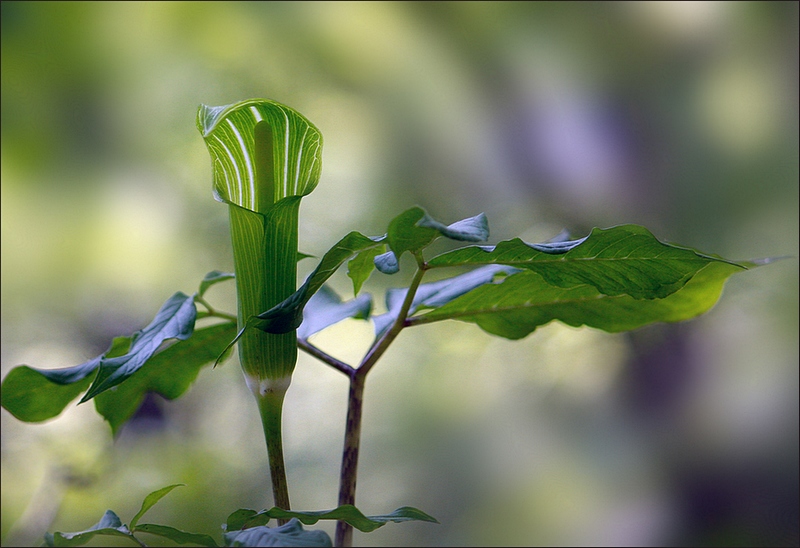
[[197, 99, 323, 509]]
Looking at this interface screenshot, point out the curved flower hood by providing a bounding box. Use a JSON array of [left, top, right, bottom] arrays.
[[197, 99, 323, 214]]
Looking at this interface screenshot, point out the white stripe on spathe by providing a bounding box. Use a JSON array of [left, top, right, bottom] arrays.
[[226, 118, 255, 209], [214, 133, 245, 208], [281, 108, 290, 197]]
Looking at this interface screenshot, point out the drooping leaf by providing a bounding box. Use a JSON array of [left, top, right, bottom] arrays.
[[373, 249, 399, 274], [223, 519, 331, 547], [1, 336, 131, 423], [373, 265, 518, 336], [80, 292, 197, 402], [94, 322, 237, 435], [246, 231, 384, 334], [298, 285, 372, 340], [45, 510, 132, 547], [410, 260, 752, 339], [417, 210, 489, 242], [199, 271, 235, 298], [226, 505, 439, 534], [428, 224, 745, 299], [135, 524, 219, 547], [130, 484, 185, 529], [347, 246, 385, 295], [386, 207, 489, 262]]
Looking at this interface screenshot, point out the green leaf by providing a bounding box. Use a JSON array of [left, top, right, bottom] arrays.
[[1, 336, 131, 423], [298, 285, 372, 340], [247, 231, 384, 334], [411, 260, 751, 339], [94, 322, 237, 435], [135, 524, 219, 547], [226, 509, 268, 532], [347, 246, 385, 295], [130, 484, 184, 529], [223, 519, 331, 547], [199, 271, 235, 298], [417, 211, 489, 242], [373, 265, 516, 336], [46, 510, 133, 547], [227, 505, 439, 534], [428, 224, 745, 299], [386, 207, 489, 261], [80, 292, 197, 403]]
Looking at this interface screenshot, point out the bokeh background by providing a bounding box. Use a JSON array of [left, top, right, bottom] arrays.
[[2, 2, 798, 546]]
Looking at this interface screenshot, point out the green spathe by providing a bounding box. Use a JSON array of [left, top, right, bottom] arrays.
[[197, 99, 323, 384]]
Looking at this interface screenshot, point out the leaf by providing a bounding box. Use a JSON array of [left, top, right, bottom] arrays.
[[226, 509, 268, 532], [372, 265, 517, 337], [373, 249, 399, 274], [223, 519, 331, 547], [410, 260, 751, 339], [80, 292, 197, 403], [135, 524, 219, 547], [347, 246, 385, 295], [246, 207, 491, 335], [428, 224, 745, 300], [247, 231, 384, 334], [228, 505, 439, 534], [199, 271, 235, 298], [130, 484, 184, 529], [386, 207, 489, 261], [417, 211, 489, 242], [298, 286, 372, 340], [46, 510, 132, 547], [94, 322, 237, 435], [1, 336, 131, 423]]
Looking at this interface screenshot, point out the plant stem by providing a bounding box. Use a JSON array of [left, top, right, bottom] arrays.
[[335, 262, 426, 547], [255, 387, 291, 521], [334, 372, 365, 548], [298, 339, 355, 376]]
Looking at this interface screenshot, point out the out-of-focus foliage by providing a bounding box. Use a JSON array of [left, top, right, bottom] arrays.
[[2, 2, 797, 547]]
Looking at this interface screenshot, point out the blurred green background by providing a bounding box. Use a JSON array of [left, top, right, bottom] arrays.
[[2, 2, 797, 546]]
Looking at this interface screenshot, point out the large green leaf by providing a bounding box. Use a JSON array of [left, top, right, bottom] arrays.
[[1, 301, 231, 433], [427, 224, 745, 299], [94, 322, 237, 435], [410, 261, 750, 339], [225, 505, 438, 534], [80, 292, 197, 402], [1, 336, 130, 422], [223, 519, 331, 547]]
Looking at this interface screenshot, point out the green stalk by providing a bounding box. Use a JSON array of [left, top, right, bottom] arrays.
[[197, 99, 323, 511]]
